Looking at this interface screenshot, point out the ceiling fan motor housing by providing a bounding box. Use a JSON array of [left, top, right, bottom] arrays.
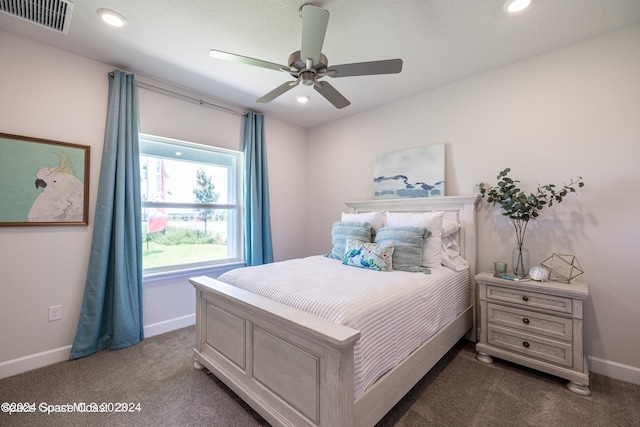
[[300, 71, 316, 85], [288, 50, 328, 73]]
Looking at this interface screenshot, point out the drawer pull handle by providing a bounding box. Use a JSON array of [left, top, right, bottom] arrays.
[[523, 318, 530, 324], [522, 296, 529, 302], [523, 341, 530, 348]]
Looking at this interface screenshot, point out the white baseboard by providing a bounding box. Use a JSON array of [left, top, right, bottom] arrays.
[[0, 314, 196, 380], [589, 355, 640, 385], [0, 345, 72, 380], [143, 313, 196, 338], [4, 319, 636, 388]]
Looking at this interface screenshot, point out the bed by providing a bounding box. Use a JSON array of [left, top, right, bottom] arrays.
[[190, 195, 479, 427]]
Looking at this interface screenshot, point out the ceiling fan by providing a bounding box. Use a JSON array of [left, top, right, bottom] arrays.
[[209, 4, 403, 109]]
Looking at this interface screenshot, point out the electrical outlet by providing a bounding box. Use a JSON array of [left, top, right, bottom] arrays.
[[48, 305, 62, 322]]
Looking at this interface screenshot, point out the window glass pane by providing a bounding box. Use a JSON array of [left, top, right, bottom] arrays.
[[142, 207, 238, 270], [141, 157, 229, 204], [139, 134, 242, 273]]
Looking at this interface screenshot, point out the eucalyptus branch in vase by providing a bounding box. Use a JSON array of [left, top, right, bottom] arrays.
[[478, 168, 584, 277]]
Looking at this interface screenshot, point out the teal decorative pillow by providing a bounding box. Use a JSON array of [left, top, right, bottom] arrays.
[[326, 222, 374, 260], [375, 226, 431, 273], [343, 238, 394, 271]]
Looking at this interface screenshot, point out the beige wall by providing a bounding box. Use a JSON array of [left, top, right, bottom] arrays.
[[306, 24, 640, 381], [0, 33, 108, 370], [2, 23, 639, 383], [0, 31, 307, 377]]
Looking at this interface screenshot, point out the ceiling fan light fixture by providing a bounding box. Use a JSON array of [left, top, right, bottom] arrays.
[[504, 0, 532, 13], [296, 95, 310, 104], [97, 8, 127, 27]]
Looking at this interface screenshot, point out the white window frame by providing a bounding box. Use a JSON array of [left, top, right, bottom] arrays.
[[139, 133, 243, 276]]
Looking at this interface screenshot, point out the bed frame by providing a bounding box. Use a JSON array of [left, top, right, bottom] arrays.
[[190, 195, 479, 427]]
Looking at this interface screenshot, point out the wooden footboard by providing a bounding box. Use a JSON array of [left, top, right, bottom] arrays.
[[190, 275, 361, 427], [190, 275, 472, 427]]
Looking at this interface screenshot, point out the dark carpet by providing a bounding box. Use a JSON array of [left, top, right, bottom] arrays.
[[1, 326, 638, 426]]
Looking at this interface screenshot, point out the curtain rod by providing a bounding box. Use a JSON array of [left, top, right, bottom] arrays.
[[108, 72, 247, 117]]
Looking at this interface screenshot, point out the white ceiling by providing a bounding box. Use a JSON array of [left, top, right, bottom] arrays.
[[2, 0, 640, 128]]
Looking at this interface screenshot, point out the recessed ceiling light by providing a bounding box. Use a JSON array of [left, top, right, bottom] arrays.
[[97, 8, 127, 27], [296, 95, 310, 104], [504, 0, 532, 13]]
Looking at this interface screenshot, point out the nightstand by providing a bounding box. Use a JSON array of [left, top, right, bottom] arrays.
[[475, 271, 590, 395]]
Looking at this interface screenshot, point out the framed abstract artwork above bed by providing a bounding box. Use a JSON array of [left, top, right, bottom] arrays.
[[373, 143, 445, 198]]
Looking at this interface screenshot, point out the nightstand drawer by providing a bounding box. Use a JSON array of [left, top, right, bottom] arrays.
[[487, 324, 573, 367], [487, 303, 573, 341], [486, 285, 573, 315]]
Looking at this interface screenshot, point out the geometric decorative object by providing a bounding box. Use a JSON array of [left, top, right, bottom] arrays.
[[373, 143, 445, 199], [541, 253, 584, 284]]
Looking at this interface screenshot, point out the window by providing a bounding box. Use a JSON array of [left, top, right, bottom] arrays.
[[139, 134, 243, 274]]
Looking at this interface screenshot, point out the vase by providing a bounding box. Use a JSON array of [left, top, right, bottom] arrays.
[[512, 244, 530, 278]]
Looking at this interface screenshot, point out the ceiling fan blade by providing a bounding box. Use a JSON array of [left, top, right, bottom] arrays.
[[313, 81, 351, 109], [327, 59, 403, 78], [300, 5, 329, 67], [210, 49, 288, 72], [257, 80, 300, 103]]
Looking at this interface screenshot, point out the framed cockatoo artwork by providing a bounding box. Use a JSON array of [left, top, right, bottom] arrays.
[[0, 133, 90, 226]]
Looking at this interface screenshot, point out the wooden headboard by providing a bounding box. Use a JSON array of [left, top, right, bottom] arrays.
[[345, 195, 479, 275], [345, 195, 480, 339]]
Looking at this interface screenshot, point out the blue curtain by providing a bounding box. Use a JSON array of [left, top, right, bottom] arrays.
[[70, 70, 143, 359], [244, 111, 274, 265]]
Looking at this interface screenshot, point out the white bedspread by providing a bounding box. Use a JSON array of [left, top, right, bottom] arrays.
[[218, 255, 469, 398]]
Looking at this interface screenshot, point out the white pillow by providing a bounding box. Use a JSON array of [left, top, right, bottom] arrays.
[[441, 235, 469, 271], [341, 211, 385, 231], [442, 219, 460, 238], [386, 211, 444, 268]]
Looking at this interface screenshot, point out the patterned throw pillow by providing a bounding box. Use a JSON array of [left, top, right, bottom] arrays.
[[342, 238, 394, 272]]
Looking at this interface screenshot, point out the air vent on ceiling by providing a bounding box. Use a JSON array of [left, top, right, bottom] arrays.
[[0, 0, 74, 34]]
